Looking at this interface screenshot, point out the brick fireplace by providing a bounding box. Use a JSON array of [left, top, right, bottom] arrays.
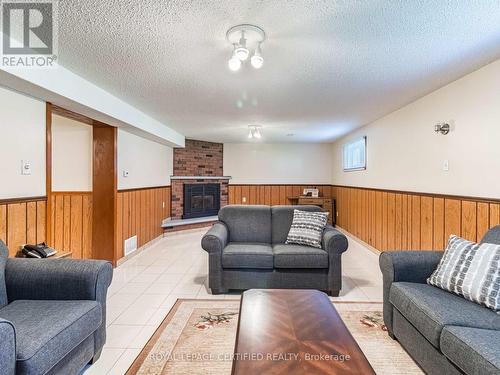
[[171, 139, 229, 219]]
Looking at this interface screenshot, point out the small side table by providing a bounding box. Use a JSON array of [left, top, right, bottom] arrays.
[[287, 196, 336, 226], [15, 251, 73, 259]]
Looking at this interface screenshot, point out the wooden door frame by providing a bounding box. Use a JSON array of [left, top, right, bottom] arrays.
[[46, 104, 118, 264]]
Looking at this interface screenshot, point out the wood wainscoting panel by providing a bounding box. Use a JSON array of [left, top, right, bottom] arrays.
[[7, 203, 27, 257], [228, 185, 333, 206], [50, 192, 92, 259], [490, 204, 500, 228], [116, 186, 171, 260], [0, 197, 47, 256], [333, 185, 500, 252]]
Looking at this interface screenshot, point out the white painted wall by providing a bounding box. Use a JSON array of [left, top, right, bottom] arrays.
[[52, 115, 93, 191], [117, 129, 173, 190], [331, 58, 500, 199], [224, 143, 332, 184], [0, 87, 46, 199], [1, 62, 185, 147]]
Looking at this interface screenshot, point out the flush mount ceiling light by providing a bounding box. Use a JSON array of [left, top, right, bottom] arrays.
[[226, 24, 266, 71], [248, 125, 262, 139]]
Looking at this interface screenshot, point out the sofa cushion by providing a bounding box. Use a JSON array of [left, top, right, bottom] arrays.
[[0, 240, 8, 308], [222, 243, 274, 269], [428, 235, 500, 312], [219, 205, 271, 243], [389, 282, 500, 349], [273, 244, 328, 268], [0, 299, 102, 375], [271, 205, 322, 244], [286, 209, 328, 248], [441, 326, 500, 375]]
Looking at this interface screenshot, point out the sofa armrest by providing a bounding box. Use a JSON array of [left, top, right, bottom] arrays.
[[322, 226, 348, 255], [201, 222, 229, 254], [0, 318, 16, 375], [379, 251, 443, 335], [379, 251, 443, 285], [5, 258, 113, 303], [6, 258, 113, 356]]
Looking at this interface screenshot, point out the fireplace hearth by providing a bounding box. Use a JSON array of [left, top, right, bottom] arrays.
[[183, 183, 220, 219]]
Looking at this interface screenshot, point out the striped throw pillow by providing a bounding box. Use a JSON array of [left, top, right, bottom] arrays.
[[285, 210, 328, 248], [428, 235, 500, 313]]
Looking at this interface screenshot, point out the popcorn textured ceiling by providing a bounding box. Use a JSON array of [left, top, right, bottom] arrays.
[[58, 0, 500, 143]]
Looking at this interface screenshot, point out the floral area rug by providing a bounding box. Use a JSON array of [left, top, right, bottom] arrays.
[[126, 300, 422, 374]]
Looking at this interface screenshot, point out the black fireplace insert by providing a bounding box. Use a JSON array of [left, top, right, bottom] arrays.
[[183, 183, 220, 219]]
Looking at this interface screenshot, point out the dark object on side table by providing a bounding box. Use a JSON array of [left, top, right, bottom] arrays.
[[201, 205, 348, 296], [22, 242, 57, 258], [379, 226, 500, 375], [0, 239, 113, 375]]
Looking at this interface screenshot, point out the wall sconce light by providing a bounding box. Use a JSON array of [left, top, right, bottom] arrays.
[[435, 122, 450, 135]]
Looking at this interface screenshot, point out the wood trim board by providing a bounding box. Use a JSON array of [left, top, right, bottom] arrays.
[[118, 185, 171, 193]]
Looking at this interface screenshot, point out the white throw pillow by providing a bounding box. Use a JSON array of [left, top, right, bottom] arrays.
[[428, 235, 500, 313], [285, 210, 328, 249]]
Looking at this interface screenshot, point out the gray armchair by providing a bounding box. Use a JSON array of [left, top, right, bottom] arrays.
[[202, 205, 348, 296], [0, 240, 113, 375]]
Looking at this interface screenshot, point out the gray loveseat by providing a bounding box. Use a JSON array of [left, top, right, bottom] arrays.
[[0, 240, 113, 375], [380, 226, 500, 375], [201, 205, 348, 296]]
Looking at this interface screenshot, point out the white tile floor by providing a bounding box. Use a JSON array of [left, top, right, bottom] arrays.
[[83, 227, 383, 374]]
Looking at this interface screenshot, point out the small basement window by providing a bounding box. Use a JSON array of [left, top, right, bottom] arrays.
[[343, 136, 366, 171]]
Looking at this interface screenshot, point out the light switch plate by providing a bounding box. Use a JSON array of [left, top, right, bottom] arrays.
[[443, 160, 449, 171], [21, 160, 31, 175], [123, 170, 129, 177]]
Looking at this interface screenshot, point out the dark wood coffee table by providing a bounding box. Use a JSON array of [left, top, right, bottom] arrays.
[[232, 289, 375, 375]]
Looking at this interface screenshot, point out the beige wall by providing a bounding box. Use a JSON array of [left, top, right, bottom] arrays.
[[52, 115, 93, 191], [117, 129, 173, 190], [224, 143, 332, 184], [331, 58, 500, 199], [0, 87, 46, 199]]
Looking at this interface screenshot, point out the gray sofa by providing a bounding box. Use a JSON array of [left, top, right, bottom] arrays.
[[201, 205, 348, 296], [380, 226, 500, 375], [0, 240, 113, 375]]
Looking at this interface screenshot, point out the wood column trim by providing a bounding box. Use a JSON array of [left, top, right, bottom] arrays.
[[45, 102, 53, 246], [92, 125, 117, 265]]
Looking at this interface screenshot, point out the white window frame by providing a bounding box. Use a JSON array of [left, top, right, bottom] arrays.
[[343, 136, 367, 172]]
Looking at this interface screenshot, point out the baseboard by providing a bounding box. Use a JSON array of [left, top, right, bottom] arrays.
[[116, 234, 164, 266], [163, 221, 215, 233], [335, 226, 381, 255]]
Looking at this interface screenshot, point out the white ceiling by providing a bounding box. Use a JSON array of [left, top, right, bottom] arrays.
[[58, 1, 500, 143]]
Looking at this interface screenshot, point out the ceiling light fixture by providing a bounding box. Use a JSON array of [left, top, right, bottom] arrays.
[[228, 45, 242, 71], [248, 125, 262, 139], [235, 31, 249, 61], [251, 43, 264, 69], [226, 24, 266, 71]]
